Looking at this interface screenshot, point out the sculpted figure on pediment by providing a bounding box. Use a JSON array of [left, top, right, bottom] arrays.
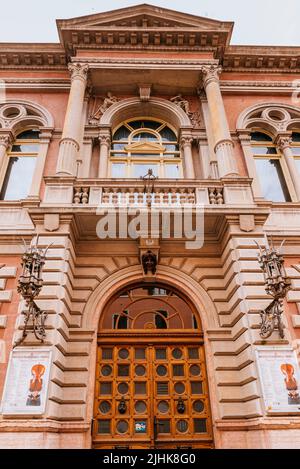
[[170, 94, 191, 115], [89, 92, 119, 123]]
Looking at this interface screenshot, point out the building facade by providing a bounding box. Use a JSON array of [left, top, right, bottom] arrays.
[[0, 4, 300, 449]]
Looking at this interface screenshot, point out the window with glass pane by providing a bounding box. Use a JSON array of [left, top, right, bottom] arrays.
[[251, 132, 290, 202], [254, 158, 290, 202], [132, 164, 158, 178], [111, 163, 125, 178], [110, 118, 181, 178], [0, 130, 39, 201], [292, 133, 300, 157]]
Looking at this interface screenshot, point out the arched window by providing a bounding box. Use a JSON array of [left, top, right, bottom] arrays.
[[250, 131, 290, 202], [291, 132, 300, 175], [110, 118, 181, 179], [102, 285, 199, 331], [0, 129, 40, 200]]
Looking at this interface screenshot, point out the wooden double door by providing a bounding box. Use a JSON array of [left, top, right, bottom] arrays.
[[92, 339, 213, 449]]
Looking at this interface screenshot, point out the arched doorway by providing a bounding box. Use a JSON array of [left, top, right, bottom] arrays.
[[92, 283, 214, 449]]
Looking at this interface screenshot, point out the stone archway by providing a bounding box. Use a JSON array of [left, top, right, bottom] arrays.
[[83, 265, 220, 448], [100, 97, 193, 132]]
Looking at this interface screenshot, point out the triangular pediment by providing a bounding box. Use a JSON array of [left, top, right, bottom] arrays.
[[125, 141, 165, 153], [57, 4, 233, 32]]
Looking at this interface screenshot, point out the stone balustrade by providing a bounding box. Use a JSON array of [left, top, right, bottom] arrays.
[[42, 177, 254, 208]]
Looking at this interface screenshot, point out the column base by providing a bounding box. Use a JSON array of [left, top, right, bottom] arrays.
[[215, 139, 240, 178], [56, 138, 79, 176]]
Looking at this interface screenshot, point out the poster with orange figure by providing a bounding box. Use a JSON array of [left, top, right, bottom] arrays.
[[0, 347, 52, 416], [256, 347, 300, 414]]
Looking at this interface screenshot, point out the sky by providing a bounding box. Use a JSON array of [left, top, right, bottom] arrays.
[[0, 0, 300, 46]]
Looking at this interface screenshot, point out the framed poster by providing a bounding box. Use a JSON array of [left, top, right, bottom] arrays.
[[1, 347, 52, 416], [256, 346, 300, 414]]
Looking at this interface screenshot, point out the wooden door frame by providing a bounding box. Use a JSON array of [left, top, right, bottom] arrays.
[[92, 331, 214, 449]]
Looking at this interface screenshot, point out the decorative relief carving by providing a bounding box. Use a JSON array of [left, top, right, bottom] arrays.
[[89, 92, 119, 123], [141, 250, 157, 275], [170, 94, 191, 115], [0, 134, 13, 147], [277, 136, 293, 151], [170, 94, 202, 127]]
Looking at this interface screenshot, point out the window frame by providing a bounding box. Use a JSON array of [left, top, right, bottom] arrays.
[[250, 130, 292, 203], [109, 118, 182, 179], [0, 129, 40, 201]]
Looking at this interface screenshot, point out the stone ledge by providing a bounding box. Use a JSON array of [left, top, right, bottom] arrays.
[[0, 291, 12, 302], [292, 315, 300, 328], [0, 267, 17, 278], [0, 316, 7, 328]]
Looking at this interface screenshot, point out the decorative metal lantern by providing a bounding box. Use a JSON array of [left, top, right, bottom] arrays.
[[255, 239, 291, 339], [14, 237, 51, 347], [142, 168, 157, 207]]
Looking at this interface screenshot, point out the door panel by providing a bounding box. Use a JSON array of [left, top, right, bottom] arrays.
[[93, 343, 213, 449]]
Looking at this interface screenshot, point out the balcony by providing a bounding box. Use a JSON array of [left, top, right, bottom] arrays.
[[42, 177, 255, 208]]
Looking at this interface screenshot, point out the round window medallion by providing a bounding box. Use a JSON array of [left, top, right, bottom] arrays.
[[2, 106, 21, 119], [172, 348, 183, 359], [117, 382, 129, 394], [157, 365, 167, 376], [135, 365, 146, 376], [176, 419, 188, 433], [101, 365, 112, 376], [116, 420, 129, 434], [193, 400, 205, 413], [157, 401, 170, 414], [190, 365, 201, 376], [174, 382, 185, 394], [118, 348, 129, 359], [99, 401, 111, 414], [134, 401, 147, 414]]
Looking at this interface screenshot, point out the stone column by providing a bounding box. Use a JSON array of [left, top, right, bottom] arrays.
[[98, 128, 111, 178], [28, 128, 53, 199], [0, 131, 13, 182], [200, 65, 239, 178], [277, 135, 300, 201], [56, 63, 89, 176], [180, 134, 195, 179]]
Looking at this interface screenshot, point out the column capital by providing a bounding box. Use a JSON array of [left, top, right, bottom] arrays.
[[0, 130, 14, 148], [180, 135, 193, 148], [275, 134, 293, 150], [200, 64, 222, 88], [98, 128, 111, 147], [68, 62, 89, 83]]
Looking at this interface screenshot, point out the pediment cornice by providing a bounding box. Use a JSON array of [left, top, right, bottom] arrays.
[[56, 4, 233, 55]]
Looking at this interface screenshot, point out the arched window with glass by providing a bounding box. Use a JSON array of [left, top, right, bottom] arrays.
[[110, 119, 181, 179], [291, 132, 300, 175], [0, 129, 40, 200], [251, 131, 291, 202]]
